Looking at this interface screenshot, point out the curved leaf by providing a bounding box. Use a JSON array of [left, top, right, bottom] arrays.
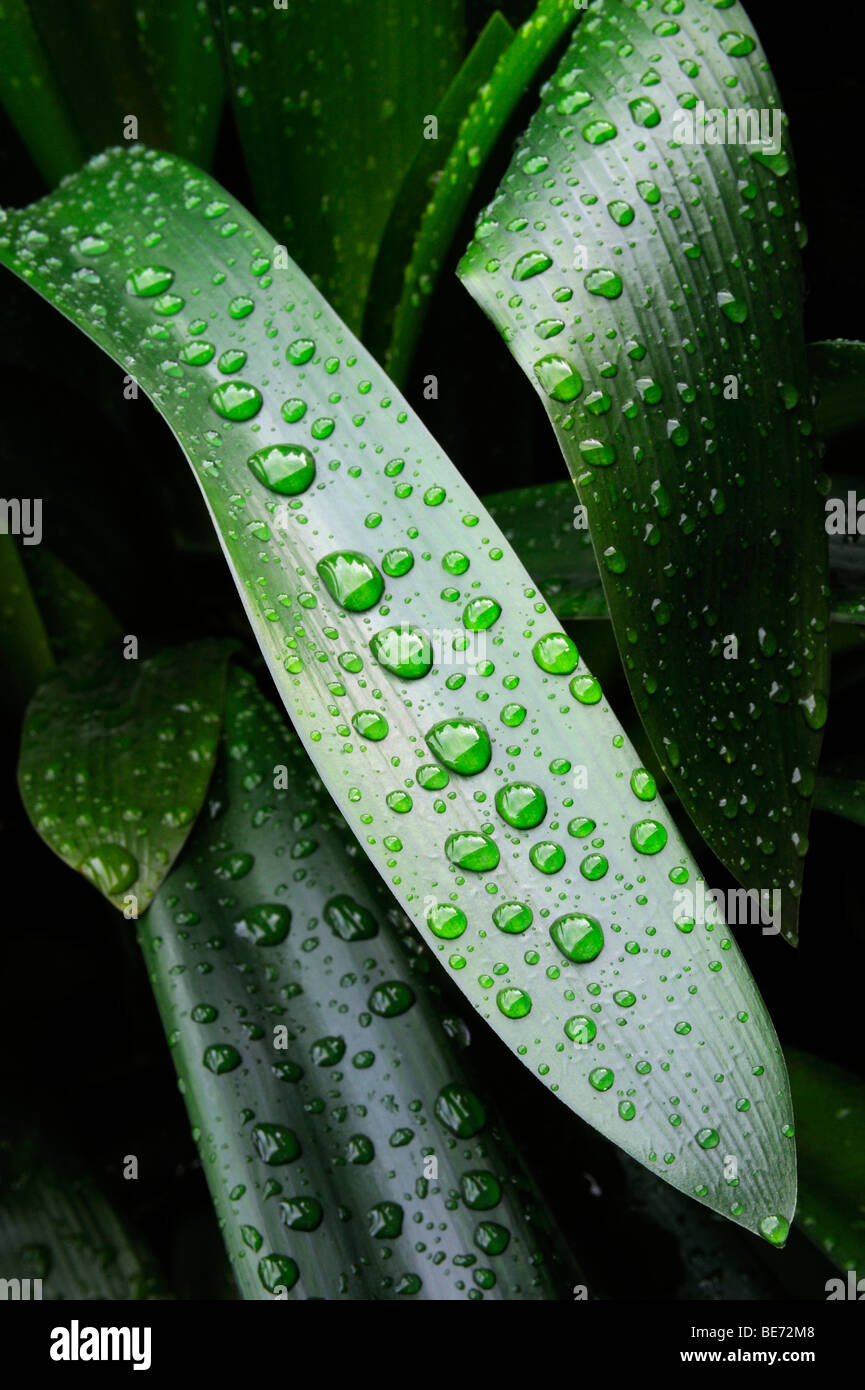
[[365, 10, 515, 374], [367, 0, 577, 380], [0, 145, 796, 1238], [18, 640, 234, 913], [458, 0, 829, 944], [143, 666, 574, 1299]]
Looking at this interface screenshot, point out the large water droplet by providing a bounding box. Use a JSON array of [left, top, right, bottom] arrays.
[[317, 551, 384, 611]]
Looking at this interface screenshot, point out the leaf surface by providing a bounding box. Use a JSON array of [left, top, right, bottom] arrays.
[[458, 0, 829, 944]]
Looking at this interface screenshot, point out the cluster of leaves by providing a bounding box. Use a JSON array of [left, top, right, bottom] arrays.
[[0, 0, 863, 1300]]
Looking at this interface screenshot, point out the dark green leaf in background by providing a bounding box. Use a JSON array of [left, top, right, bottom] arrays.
[[18, 640, 234, 913], [209, 0, 466, 332], [786, 1049, 865, 1274], [809, 340, 865, 440], [0, 1134, 164, 1300], [367, 0, 580, 381], [458, 0, 830, 944], [0, 0, 223, 185]]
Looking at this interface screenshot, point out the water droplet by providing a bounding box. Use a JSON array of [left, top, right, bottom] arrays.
[[324, 895, 378, 941], [589, 1067, 615, 1091], [583, 119, 617, 144], [759, 1215, 789, 1246], [532, 632, 579, 674], [286, 338, 315, 365], [464, 596, 501, 631], [351, 710, 389, 741], [630, 819, 668, 854], [717, 291, 748, 323], [496, 986, 532, 1019], [317, 550, 384, 611], [369, 981, 415, 1017], [426, 719, 491, 776], [234, 903, 291, 946], [252, 1123, 301, 1164], [79, 844, 138, 895], [203, 1044, 241, 1074], [630, 768, 657, 800], [248, 443, 315, 495], [435, 1083, 486, 1137], [426, 903, 468, 939], [495, 781, 547, 829], [534, 354, 583, 402], [370, 625, 433, 679], [382, 547, 414, 577], [550, 912, 605, 962], [210, 381, 263, 421], [513, 250, 552, 281], [445, 830, 500, 872], [126, 265, 174, 298]]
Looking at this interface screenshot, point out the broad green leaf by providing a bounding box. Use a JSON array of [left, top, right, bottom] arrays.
[[370, 0, 578, 382], [458, 0, 829, 945], [22, 546, 120, 662], [18, 640, 234, 913], [209, 0, 465, 331], [785, 1050, 865, 1273], [143, 666, 574, 1300], [490, 481, 865, 627], [809, 340, 865, 439], [0, 1134, 164, 1299], [365, 10, 515, 375], [0, 533, 53, 717], [0, 145, 796, 1238]]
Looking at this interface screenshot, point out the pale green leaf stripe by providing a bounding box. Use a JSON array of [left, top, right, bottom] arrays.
[[0, 145, 794, 1238]]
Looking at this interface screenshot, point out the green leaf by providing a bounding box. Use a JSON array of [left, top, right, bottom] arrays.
[[143, 665, 574, 1300], [364, 10, 515, 376], [809, 340, 865, 439], [488, 479, 609, 620], [0, 533, 53, 718], [786, 1050, 865, 1273], [370, 0, 578, 382], [18, 640, 234, 914], [209, 0, 465, 331], [0, 1135, 164, 1299], [0, 0, 87, 184], [21, 546, 121, 663], [490, 480, 865, 627], [812, 775, 865, 829], [0, 145, 796, 1239], [458, 0, 829, 945], [0, 0, 223, 183]]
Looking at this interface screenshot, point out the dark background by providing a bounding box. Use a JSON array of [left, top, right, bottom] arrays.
[[1, 0, 862, 1299]]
